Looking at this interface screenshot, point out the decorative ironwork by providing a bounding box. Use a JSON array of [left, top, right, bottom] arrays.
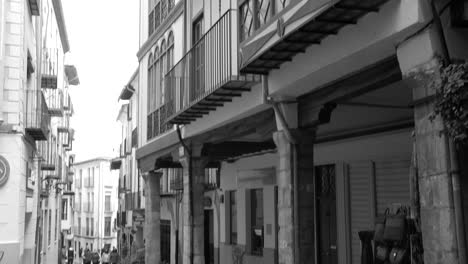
[[315, 165, 335, 195], [165, 9, 260, 125], [25, 89, 50, 140], [240, 2, 254, 42], [41, 48, 59, 89]]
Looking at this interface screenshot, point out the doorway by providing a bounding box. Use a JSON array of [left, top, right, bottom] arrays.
[[315, 165, 337, 264], [192, 14, 204, 101], [204, 210, 214, 264]]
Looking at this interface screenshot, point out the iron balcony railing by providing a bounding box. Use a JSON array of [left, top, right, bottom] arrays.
[[164, 9, 260, 125], [41, 48, 59, 89], [25, 89, 50, 140], [204, 167, 219, 190], [161, 168, 183, 195], [43, 88, 64, 116], [147, 103, 172, 140], [37, 134, 57, 171]]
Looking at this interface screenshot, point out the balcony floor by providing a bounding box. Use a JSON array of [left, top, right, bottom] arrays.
[[240, 0, 390, 74], [168, 75, 260, 125]]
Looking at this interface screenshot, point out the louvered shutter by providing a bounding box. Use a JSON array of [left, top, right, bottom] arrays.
[[374, 159, 411, 214], [348, 161, 374, 264]]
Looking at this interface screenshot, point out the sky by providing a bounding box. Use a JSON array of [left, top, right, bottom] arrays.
[[62, 0, 140, 162]]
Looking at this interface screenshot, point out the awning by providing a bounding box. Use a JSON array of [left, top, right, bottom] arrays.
[[110, 158, 122, 170], [65, 65, 80, 85], [119, 85, 135, 100]]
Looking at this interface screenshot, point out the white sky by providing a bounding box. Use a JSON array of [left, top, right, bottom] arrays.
[[62, 0, 139, 162]]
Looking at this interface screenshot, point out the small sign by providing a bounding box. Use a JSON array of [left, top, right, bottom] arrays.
[[0, 155, 10, 187]]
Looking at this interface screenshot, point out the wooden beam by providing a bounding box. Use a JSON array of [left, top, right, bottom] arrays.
[[300, 28, 338, 35], [284, 39, 321, 45], [198, 103, 223, 107], [316, 18, 357, 25], [334, 4, 379, 12], [205, 98, 232, 102], [191, 106, 216, 111], [221, 87, 252, 92], [213, 92, 242, 97], [202, 140, 276, 159]]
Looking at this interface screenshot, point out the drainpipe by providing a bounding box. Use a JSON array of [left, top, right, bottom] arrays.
[[176, 125, 194, 264], [428, 1, 467, 263], [262, 75, 299, 264]]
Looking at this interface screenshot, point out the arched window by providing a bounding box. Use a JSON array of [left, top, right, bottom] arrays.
[[160, 40, 167, 104], [147, 53, 153, 113], [153, 46, 160, 109], [167, 32, 174, 73], [166, 32, 175, 104]]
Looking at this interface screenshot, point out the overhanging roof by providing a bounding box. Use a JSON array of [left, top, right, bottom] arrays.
[[119, 85, 135, 100], [110, 159, 122, 170], [65, 65, 80, 85], [52, 0, 70, 53]]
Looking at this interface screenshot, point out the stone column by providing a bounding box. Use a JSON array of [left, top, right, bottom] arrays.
[[180, 153, 208, 264], [397, 29, 459, 264], [144, 171, 161, 264], [273, 129, 316, 264]]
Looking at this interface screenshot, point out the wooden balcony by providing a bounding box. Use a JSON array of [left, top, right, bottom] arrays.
[[41, 48, 59, 89], [165, 9, 260, 125], [37, 135, 58, 171], [147, 103, 172, 140], [239, 0, 389, 74], [25, 89, 50, 140]]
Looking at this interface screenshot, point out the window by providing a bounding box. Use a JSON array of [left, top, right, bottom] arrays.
[[61, 199, 68, 220], [105, 195, 111, 212], [86, 217, 89, 236], [229, 191, 237, 244], [78, 193, 82, 211], [55, 209, 58, 240], [78, 217, 81, 235], [91, 192, 94, 212], [153, 47, 160, 108], [91, 217, 94, 237], [166, 32, 174, 104], [105, 217, 111, 236], [48, 209, 51, 245], [87, 168, 90, 187], [147, 52, 153, 114], [250, 189, 263, 255], [90, 167, 94, 187], [79, 169, 82, 188], [87, 192, 90, 212], [160, 40, 166, 105]]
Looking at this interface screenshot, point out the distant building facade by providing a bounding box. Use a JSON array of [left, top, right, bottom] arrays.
[[73, 158, 119, 260]]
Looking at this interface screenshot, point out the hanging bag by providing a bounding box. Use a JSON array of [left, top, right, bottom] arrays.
[[389, 247, 409, 264], [374, 208, 390, 243], [383, 207, 407, 243]]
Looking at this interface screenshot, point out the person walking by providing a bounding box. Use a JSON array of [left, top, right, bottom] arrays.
[[109, 247, 119, 264], [101, 249, 110, 264], [83, 247, 92, 264], [91, 250, 100, 264]]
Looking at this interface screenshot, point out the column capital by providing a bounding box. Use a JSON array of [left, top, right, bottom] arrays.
[[273, 129, 316, 148]]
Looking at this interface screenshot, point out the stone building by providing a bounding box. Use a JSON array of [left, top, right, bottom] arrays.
[[72, 157, 119, 261], [127, 1, 468, 264], [0, 0, 78, 263]]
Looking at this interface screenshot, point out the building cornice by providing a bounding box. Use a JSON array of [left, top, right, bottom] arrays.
[[136, 1, 184, 61], [51, 0, 70, 53]]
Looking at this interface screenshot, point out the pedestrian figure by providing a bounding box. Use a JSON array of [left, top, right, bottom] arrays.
[[101, 249, 110, 264], [109, 247, 119, 264], [83, 247, 92, 264], [91, 251, 100, 264]]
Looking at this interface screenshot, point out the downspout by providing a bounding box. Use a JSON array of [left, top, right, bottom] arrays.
[[262, 75, 299, 264], [428, 1, 467, 263], [176, 125, 194, 264]]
